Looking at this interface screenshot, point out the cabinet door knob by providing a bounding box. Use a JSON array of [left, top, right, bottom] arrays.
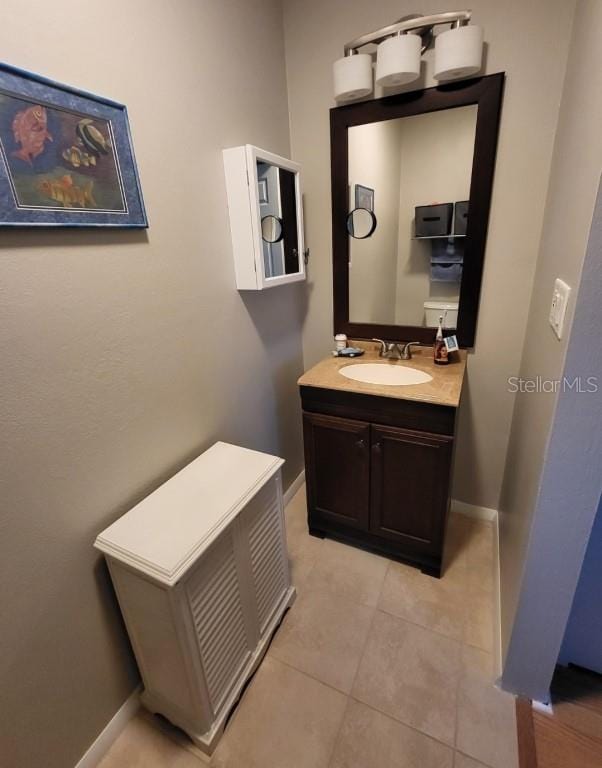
[[373, 441, 381, 453], [356, 438, 365, 450]]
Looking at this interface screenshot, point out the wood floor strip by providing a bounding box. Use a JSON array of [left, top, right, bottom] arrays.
[[532, 711, 602, 768], [516, 697, 538, 768], [547, 699, 602, 745]]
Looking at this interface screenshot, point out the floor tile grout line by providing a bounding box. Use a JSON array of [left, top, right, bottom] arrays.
[[348, 600, 378, 696], [284, 574, 383, 611], [454, 748, 495, 768], [267, 650, 357, 698], [375, 604, 468, 648], [453, 599, 468, 751], [325, 693, 353, 768], [348, 692, 458, 753], [374, 556, 392, 608], [291, 526, 497, 652], [286, 495, 500, 763], [375, 585, 496, 653], [275, 580, 486, 753]]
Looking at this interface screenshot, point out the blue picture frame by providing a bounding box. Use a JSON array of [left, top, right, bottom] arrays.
[[0, 62, 147, 227]]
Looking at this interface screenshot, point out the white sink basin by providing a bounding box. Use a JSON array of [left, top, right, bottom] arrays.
[[339, 362, 433, 386]]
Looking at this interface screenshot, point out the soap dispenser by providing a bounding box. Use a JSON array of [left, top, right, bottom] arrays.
[[433, 315, 449, 365]]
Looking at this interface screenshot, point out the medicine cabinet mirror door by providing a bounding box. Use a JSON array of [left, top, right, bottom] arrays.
[[331, 73, 504, 347], [250, 147, 305, 288]]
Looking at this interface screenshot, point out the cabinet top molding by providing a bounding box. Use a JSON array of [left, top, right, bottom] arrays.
[[94, 442, 284, 586]]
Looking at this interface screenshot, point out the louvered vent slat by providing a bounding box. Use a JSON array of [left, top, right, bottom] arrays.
[[247, 479, 287, 633], [192, 559, 239, 610], [191, 578, 239, 628], [256, 563, 285, 614], [204, 621, 247, 679], [187, 534, 250, 713]]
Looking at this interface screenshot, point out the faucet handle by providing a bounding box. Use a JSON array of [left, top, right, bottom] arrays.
[[400, 341, 422, 360], [372, 338, 387, 357]]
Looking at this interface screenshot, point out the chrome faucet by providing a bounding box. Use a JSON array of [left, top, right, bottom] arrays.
[[399, 341, 422, 360], [372, 339, 422, 360]]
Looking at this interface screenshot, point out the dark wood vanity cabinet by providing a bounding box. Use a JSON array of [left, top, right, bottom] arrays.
[[301, 387, 456, 576], [302, 413, 370, 531], [369, 425, 452, 555]]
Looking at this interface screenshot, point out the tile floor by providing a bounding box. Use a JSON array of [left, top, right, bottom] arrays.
[[99, 485, 518, 768]]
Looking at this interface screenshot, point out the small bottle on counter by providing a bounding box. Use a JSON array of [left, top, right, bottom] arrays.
[[433, 315, 449, 365], [334, 333, 347, 351]]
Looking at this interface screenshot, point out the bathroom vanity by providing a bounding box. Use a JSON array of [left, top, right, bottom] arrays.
[[302, 75, 503, 575], [299, 345, 466, 577]]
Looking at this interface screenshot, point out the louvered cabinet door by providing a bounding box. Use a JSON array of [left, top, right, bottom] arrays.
[[241, 476, 289, 636], [184, 530, 252, 716]]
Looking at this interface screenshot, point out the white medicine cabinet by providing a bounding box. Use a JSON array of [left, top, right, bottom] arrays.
[[223, 144, 306, 290]]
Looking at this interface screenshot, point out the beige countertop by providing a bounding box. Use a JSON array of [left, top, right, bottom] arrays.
[[298, 341, 467, 408]]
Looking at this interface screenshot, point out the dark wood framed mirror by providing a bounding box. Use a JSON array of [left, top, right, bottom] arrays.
[[331, 73, 504, 347]]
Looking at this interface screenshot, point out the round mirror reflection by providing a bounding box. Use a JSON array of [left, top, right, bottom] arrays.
[[261, 214, 284, 243], [346, 207, 377, 239]]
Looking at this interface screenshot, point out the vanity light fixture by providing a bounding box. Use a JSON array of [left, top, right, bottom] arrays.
[[333, 53, 373, 101], [375, 33, 421, 87], [333, 9, 483, 101], [434, 23, 483, 81]]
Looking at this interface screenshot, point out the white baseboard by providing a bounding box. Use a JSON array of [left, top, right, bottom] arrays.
[[492, 513, 503, 677], [283, 469, 305, 507], [532, 698, 553, 714], [451, 498, 497, 522], [451, 499, 502, 671], [74, 685, 141, 768]]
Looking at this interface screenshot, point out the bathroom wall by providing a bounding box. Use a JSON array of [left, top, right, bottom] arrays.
[[282, 0, 576, 510], [349, 120, 401, 324], [559, 495, 602, 675], [500, 179, 602, 699], [0, 1, 304, 766], [498, 0, 602, 692]]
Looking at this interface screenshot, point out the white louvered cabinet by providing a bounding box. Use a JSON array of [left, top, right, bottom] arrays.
[[95, 442, 295, 754]]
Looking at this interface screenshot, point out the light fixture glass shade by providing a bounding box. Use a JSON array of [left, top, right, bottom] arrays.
[[434, 25, 483, 82], [333, 54, 373, 101], [375, 34, 421, 87]]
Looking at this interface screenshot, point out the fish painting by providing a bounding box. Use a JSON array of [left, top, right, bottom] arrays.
[[0, 92, 126, 212], [37, 174, 97, 208], [11, 105, 53, 165]]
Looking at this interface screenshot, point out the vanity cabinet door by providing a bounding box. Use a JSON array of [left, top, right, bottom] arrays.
[[369, 425, 453, 554], [303, 412, 370, 530]]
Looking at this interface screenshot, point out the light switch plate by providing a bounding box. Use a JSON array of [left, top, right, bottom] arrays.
[[549, 278, 571, 340]]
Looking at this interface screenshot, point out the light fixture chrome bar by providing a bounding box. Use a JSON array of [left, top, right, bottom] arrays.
[[343, 10, 472, 55]]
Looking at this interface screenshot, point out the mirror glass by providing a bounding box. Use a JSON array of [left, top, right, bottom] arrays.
[[261, 214, 283, 243], [256, 161, 300, 279], [347, 208, 377, 239], [348, 105, 477, 329]]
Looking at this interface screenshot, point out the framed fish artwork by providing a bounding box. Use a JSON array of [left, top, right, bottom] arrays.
[[0, 62, 147, 227]]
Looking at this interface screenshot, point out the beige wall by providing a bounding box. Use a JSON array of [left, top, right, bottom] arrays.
[[349, 120, 400, 323], [499, 0, 602, 661], [395, 107, 476, 326], [0, 1, 305, 766], [283, 0, 576, 509]]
